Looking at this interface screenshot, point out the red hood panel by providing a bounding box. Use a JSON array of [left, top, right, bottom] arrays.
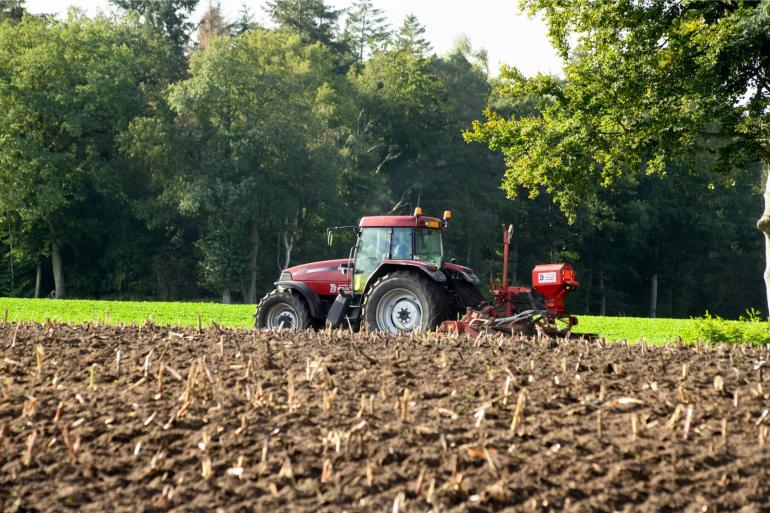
[[283, 259, 352, 297], [285, 259, 351, 276]]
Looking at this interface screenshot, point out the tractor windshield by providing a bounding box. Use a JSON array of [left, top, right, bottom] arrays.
[[390, 227, 443, 266], [353, 226, 444, 292], [414, 228, 442, 267]]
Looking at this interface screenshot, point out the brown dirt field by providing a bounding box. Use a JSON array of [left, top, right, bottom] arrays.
[[1, 323, 770, 512]]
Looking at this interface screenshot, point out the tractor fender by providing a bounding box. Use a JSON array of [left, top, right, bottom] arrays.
[[458, 270, 480, 285], [362, 261, 446, 294], [441, 263, 480, 285], [273, 281, 324, 319]]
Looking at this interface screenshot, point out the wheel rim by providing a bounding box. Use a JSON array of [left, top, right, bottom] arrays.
[[266, 304, 298, 330], [375, 288, 423, 334]]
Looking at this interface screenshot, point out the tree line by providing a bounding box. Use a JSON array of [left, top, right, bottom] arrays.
[[0, 0, 764, 319]]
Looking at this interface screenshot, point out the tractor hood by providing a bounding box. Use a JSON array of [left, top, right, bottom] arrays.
[[283, 259, 351, 279]]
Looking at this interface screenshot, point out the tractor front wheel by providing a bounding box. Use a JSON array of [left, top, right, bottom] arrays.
[[256, 289, 311, 330], [363, 271, 446, 334]]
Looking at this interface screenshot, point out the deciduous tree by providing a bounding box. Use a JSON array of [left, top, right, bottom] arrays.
[[467, 0, 770, 313], [0, 15, 175, 298], [131, 29, 350, 302], [110, 0, 198, 57], [0, 0, 24, 21]]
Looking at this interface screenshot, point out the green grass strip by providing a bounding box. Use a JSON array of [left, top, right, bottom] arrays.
[[0, 297, 255, 329], [0, 297, 729, 344], [573, 315, 697, 344]]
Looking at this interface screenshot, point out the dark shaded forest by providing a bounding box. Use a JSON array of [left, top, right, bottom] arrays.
[[0, 0, 764, 318]]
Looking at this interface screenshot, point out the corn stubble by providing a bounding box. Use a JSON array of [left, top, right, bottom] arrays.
[[0, 322, 769, 512]]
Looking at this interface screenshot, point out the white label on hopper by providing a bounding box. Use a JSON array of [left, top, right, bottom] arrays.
[[538, 271, 557, 284]]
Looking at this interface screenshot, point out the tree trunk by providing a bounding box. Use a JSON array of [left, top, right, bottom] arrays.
[[466, 230, 471, 269], [34, 262, 42, 298], [51, 242, 65, 299], [281, 210, 301, 270], [246, 220, 259, 304], [649, 273, 658, 318], [584, 269, 593, 314], [599, 265, 606, 316], [283, 233, 294, 270], [758, 165, 770, 316], [222, 289, 232, 304], [649, 238, 660, 318], [670, 239, 681, 316]]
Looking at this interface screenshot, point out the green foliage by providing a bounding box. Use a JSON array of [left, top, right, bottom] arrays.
[[463, 0, 768, 318], [0, 15, 178, 296], [265, 0, 341, 47], [232, 4, 258, 35], [344, 0, 390, 63], [467, 1, 770, 217], [692, 309, 770, 346], [573, 316, 696, 345], [395, 14, 430, 56], [354, 44, 442, 159], [110, 0, 198, 52], [126, 28, 361, 298], [0, 0, 24, 22]]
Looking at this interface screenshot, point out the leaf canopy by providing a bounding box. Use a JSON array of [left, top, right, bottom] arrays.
[[466, 0, 770, 218]]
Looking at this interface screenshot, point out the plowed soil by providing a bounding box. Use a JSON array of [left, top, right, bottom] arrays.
[[1, 323, 770, 512]]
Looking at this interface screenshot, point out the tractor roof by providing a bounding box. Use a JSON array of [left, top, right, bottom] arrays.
[[359, 215, 444, 229]]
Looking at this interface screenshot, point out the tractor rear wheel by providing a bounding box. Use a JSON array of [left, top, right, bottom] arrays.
[[363, 271, 446, 334], [256, 289, 311, 330]]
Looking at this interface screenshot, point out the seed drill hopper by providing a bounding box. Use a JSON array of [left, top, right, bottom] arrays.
[[441, 225, 584, 338]]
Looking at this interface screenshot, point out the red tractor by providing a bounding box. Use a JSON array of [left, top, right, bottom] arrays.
[[256, 210, 582, 337]]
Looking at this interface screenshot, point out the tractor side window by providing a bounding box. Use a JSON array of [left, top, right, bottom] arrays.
[[391, 228, 413, 260], [414, 228, 442, 267], [353, 228, 390, 292]]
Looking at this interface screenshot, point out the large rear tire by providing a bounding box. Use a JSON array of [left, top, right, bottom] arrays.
[[363, 271, 447, 334], [256, 289, 311, 330]]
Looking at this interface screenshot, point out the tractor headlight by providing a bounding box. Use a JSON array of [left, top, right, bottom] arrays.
[[278, 271, 292, 282]]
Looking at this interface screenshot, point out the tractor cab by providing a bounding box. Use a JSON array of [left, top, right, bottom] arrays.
[[352, 211, 445, 292]]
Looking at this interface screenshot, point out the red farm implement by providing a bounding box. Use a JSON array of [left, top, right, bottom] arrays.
[[440, 225, 587, 338]]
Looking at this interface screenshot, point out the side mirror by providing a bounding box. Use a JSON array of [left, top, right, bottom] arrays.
[[326, 229, 334, 247]]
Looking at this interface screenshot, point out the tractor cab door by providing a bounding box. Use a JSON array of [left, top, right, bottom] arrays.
[[352, 227, 391, 293]]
